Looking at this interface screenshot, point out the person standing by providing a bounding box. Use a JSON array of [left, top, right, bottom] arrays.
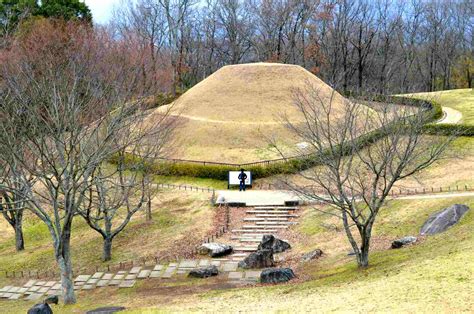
[[238, 169, 247, 191]]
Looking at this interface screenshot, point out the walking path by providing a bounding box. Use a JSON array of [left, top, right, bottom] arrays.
[[437, 106, 463, 124]]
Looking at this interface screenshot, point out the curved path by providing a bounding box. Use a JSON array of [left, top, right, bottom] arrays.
[[437, 107, 463, 124]]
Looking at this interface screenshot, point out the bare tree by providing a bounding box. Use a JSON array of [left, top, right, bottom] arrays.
[[0, 20, 160, 304], [280, 86, 453, 268], [80, 106, 174, 261]]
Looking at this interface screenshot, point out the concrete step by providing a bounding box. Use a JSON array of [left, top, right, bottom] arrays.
[[242, 225, 289, 229], [255, 214, 298, 218], [243, 218, 289, 222], [254, 206, 298, 210], [255, 221, 297, 225], [246, 210, 290, 214], [231, 229, 278, 233], [231, 236, 263, 240], [239, 239, 262, 243], [233, 247, 258, 252]]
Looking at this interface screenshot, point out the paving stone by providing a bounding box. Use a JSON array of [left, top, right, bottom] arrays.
[[125, 274, 137, 280], [129, 267, 142, 274], [119, 280, 136, 288], [87, 278, 100, 285], [24, 280, 37, 288], [245, 271, 262, 280], [9, 293, 22, 300], [74, 275, 91, 282], [52, 283, 61, 290], [168, 263, 178, 267], [113, 274, 125, 280], [0, 293, 5, 298], [2, 293, 13, 299], [18, 287, 28, 293], [222, 262, 239, 272], [228, 272, 243, 280], [108, 279, 122, 286], [82, 284, 95, 290], [179, 260, 198, 269], [35, 281, 46, 286], [137, 270, 151, 279], [8, 287, 20, 293], [25, 293, 43, 301], [210, 261, 221, 266], [198, 259, 210, 267], [91, 272, 104, 279], [45, 281, 56, 287], [153, 264, 164, 271], [149, 271, 162, 278], [176, 270, 188, 274], [47, 290, 61, 296], [0, 286, 12, 292], [117, 271, 128, 275], [27, 286, 40, 292], [75, 281, 85, 286], [161, 267, 176, 278], [37, 287, 50, 293], [73, 286, 82, 291], [96, 280, 110, 287], [102, 273, 114, 280]]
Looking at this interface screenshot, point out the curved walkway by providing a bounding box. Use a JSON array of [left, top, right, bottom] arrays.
[[437, 107, 463, 124]]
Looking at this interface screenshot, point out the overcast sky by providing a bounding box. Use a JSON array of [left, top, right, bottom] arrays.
[[84, 0, 122, 25]]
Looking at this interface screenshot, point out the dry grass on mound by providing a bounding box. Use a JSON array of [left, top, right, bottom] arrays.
[[146, 63, 360, 163]]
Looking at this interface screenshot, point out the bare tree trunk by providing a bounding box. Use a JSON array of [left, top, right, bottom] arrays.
[[14, 218, 24, 251], [57, 256, 75, 304], [103, 237, 113, 262], [146, 196, 152, 221]]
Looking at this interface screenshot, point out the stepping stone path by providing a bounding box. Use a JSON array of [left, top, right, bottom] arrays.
[[0, 205, 300, 301]]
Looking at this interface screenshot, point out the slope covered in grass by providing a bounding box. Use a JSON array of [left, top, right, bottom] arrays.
[[1, 197, 472, 313]]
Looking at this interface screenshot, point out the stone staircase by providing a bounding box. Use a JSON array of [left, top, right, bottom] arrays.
[[227, 206, 299, 262]]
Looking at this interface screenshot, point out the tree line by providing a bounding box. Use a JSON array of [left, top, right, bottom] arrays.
[[110, 0, 473, 94]]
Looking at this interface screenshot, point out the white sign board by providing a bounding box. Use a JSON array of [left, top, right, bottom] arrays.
[[228, 171, 252, 186]]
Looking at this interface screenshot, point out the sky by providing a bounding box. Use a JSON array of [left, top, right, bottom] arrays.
[[84, 0, 122, 25]]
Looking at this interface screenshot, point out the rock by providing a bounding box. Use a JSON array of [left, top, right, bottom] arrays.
[[238, 249, 274, 269], [27, 304, 53, 314], [197, 243, 233, 257], [257, 235, 291, 253], [260, 268, 295, 284], [188, 265, 219, 278], [44, 295, 59, 305], [391, 236, 417, 249], [86, 307, 126, 314], [301, 249, 323, 262], [420, 204, 470, 235]]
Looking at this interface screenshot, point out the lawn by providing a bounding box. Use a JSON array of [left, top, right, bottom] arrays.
[[401, 88, 474, 125], [1, 196, 472, 313]]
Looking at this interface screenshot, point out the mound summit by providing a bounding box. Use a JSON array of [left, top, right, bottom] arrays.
[[151, 63, 353, 163]]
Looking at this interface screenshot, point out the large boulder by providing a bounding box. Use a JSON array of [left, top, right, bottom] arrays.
[[258, 235, 291, 253], [27, 304, 53, 314], [391, 236, 417, 249], [301, 249, 323, 262], [260, 268, 295, 284], [188, 265, 219, 278], [420, 204, 470, 235], [198, 243, 233, 257], [238, 249, 274, 269]]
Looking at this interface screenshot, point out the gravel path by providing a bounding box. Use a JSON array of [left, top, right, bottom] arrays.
[[437, 106, 463, 124]]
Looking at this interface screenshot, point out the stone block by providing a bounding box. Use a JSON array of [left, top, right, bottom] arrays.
[[129, 267, 142, 274], [24, 280, 37, 288], [91, 272, 104, 279], [153, 265, 164, 271], [118, 280, 136, 288], [74, 275, 90, 282], [96, 280, 110, 287], [137, 270, 151, 279], [25, 293, 44, 301], [9, 294, 22, 300], [102, 273, 114, 280]]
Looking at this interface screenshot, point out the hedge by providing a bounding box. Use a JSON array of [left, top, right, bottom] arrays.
[[112, 94, 459, 180]]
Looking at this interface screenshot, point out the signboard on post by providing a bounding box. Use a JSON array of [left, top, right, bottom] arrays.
[[228, 171, 252, 189]]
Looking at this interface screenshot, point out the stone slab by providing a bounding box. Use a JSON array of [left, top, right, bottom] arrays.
[[129, 267, 142, 274], [102, 273, 114, 280], [125, 274, 137, 280], [75, 275, 91, 282], [168, 263, 178, 267], [178, 260, 198, 269], [18, 287, 28, 293], [37, 287, 50, 293], [8, 287, 20, 293], [24, 280, 37, 288], [86, 278, 100, 285], [153, 265, 164, 271], [8, 293, 22, 300], [137, 270, 151, 279], [176, 270, 187, 274], [108, 280, 122, 286], [0, 286, 12, 292], [25, 293, 44, 301], [244, 271, 262, 280], [117, 271, 128, 275], [149, 271, 162, 278], [96, 280, 110, 287], [113, 274, 125, 280], [119, 280, 136, 288], [82, 284, 95, 290], [45, 281, 56, 287], [35, 281, 46, 286], [228, 272, 243, 280], [91, 272, 104, 279], [27, 286, 40, 292], [161, 267, 176, 278], [222, 262, 239, 272], [210, 261, 221, 266], [198, 259, 210, 267]]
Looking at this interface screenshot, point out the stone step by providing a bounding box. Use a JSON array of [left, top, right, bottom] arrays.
[[255, 221, 297, 225], [255, 214, 298, 218], [254, 206, 298, 210], [231, 253, 249, 257], [242, 225, 289, 229], [243, 217, 289, 222], [239, 239, 262, 243], [231, 229, 278, 233], [233, 247, 258, 251], [231, 235, 263, 240], [246, 210, 290, 214]]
